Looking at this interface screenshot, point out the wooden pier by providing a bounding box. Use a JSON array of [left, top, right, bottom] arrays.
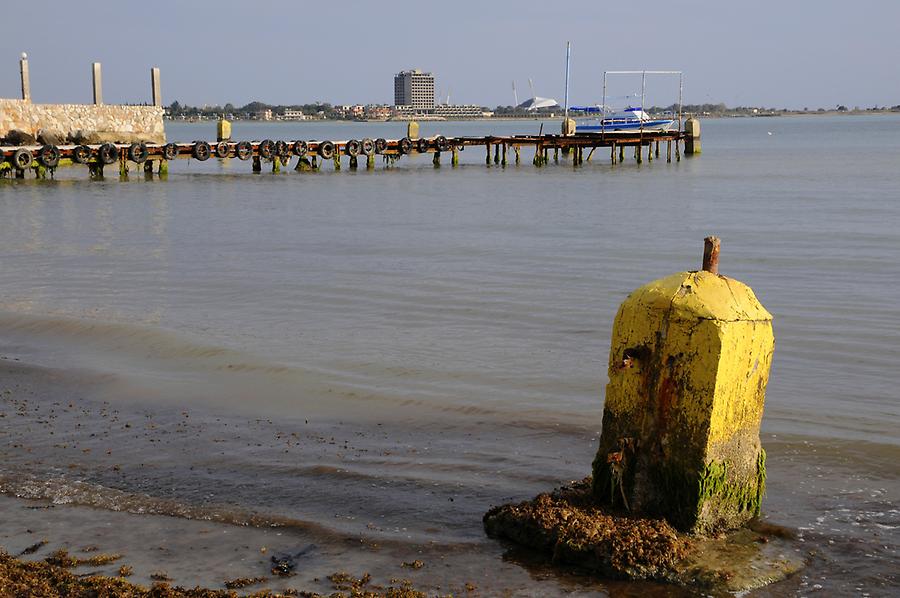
[[1, 127, 696, 179]]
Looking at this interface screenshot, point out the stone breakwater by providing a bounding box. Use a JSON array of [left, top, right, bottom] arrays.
[[0, 99, 165, 145]]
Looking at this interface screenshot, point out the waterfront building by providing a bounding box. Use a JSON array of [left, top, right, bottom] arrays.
[[394, 70, 435, 111]]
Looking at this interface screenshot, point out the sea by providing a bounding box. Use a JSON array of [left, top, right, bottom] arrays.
[[0, 115, 898, 596]]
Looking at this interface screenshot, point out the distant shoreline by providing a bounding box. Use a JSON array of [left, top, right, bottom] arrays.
[[166, 109, 900, 124]]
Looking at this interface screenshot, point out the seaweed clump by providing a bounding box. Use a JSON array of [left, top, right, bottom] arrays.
[[483, 477, 690, 581]]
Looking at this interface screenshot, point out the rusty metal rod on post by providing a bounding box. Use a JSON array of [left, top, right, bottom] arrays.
[[702, 236, 721, 274]]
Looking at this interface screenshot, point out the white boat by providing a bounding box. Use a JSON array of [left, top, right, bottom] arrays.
[[572, 106, 675, 133]]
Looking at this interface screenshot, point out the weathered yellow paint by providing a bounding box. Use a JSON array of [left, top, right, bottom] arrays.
[[592, 270, 774, 534], [217, 118, 231, 141]]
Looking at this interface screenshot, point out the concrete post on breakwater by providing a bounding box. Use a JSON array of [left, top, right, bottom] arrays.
[[19, 55, 30, 102], [591, 236, 774, 534], [92, 63, 103, 105]]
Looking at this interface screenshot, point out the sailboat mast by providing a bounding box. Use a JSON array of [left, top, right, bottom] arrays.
[[564, 42, 571, 120]]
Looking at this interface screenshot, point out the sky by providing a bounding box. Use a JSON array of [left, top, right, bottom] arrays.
[[1, 0, 898, 110]]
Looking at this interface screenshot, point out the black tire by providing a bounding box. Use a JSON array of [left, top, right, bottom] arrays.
[[345, 139, 361, 157], [72, 145, 91, 164], [235, 141, 252, 160], [361, 138, 375, 156], [215, 141, 230, 159], [38, 144, 61, 168], [99, 143, 119, 165], [258, 139, 275, 160], [318, 141, 335, 160], [436, 135, 450, 152], [12, 148, 33, 169], [398, 137, 412, 155], [292, 140, 308, 157], [374, 138, 387, 154], [127, 142, 148, 163], [274, 140, 288, 158], [192, 141, 211, 161], [416, 138, 430, 153], [162, 143, 179, 160]]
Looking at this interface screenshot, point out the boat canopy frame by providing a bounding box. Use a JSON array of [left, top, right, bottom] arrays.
[[600, 70, 683, 139]]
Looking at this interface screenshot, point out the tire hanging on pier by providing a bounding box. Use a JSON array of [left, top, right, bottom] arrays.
[[235, 141, 252, 160], [345, 139, 361, 157], [436, 136, 450, 152], [128, 142, 148, 163], [416, 138, 430, 153], [274, 140, 288, 158], [361, 138, 375, 156], [38, 145, 61, 168], [72, 145, 91, 164], [374, 138, 387, 154], [192, 141, 212, 161], [318, 141, 335, 160], [398, 137, 412, 155], [162, 143, 179, 161], [215, 141, 230, 159], [258, 140, 275, 160], [12, 148, 33, 170], [98, 143, 119, 165], [292, 141, 308, 157]]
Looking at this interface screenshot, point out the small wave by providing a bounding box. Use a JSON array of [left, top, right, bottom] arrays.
[[0, 472, 334, 537]]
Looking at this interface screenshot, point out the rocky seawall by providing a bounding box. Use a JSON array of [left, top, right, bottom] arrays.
[[0, 99, 165, 145]]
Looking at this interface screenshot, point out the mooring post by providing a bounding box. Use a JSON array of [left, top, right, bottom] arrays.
[[533, 144, 542, 167], [92, 62, 103, 105], [158, 160, 168, 177], [333, 152, 340, 171], [655, 140, 660, 158], [432, 151, 440, 167], [367, 153, 375, 170], [667, 140, 672, 163], [252, 156, 262, 173], [554, 147, 559, 163], [451, 146, 459, 167], [89, 162, 103, 179], [19, 55, 30, 102], [636, 144, 643, 164], [217, 119, 231, 142], [151, 67, 162, 107], [611, 143, 617, 164], [144, 161, 154, 175], [311, 155, 319, 171], [619, 145, 625, 163], [119, 155, 128, 179], [562, 146, 570, 158], [494, 144, 500, 165], [514, 145, 521, 165], [486, 143, 491, 166], [684, 118, 701, 155], [591, 236, 774, 534], [349, 155, 358, 170], [501, 144, 507, 167], [647, 143, 653, 162], [676, 139, 681, 162]]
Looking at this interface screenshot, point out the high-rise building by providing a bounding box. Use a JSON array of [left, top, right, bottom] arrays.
[[393, 69, 435, 111]]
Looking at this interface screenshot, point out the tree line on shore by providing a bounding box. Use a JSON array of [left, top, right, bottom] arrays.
[[165, 100, 900, 120]]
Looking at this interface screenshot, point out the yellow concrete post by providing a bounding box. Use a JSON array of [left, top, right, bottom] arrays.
[[407, 121, 419, 140], [592, 237, 774, 534], [685, 118, 701, 155], [217, 119, 231, 142]]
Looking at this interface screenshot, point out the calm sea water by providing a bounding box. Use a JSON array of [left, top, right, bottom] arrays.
[[1, 115, 898, 595]]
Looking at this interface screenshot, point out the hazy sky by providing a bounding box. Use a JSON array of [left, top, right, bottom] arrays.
[[2, 1, 897, 109]]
